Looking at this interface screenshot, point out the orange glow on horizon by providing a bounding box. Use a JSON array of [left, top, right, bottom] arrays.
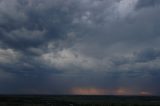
[[71, 87, 108, 95], [140, 91, 152, 96], [71, 87, 152, 96], [71, 87, 132, 95]]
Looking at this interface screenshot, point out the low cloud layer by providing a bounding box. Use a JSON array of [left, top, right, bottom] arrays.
[[0, 0, 160, 95]]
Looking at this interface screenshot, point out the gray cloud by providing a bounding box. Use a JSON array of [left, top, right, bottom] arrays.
[[0, 0, 160, 95], [136, 0, 160, 9]]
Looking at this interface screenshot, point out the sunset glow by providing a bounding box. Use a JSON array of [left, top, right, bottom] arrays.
[[71, 87, 152, 96], [140, 91, 152, 96], [71, 87, 133, 95], [71, 87, 108, 95]]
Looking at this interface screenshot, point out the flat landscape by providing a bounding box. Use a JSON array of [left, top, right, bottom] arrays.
[[0, 95, 160, 106]]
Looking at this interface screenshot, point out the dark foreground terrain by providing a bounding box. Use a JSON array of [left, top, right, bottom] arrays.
[[0, 95, 160, 106]]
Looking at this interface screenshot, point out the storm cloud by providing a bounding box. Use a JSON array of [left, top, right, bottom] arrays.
[[0, 0, 160, 95]]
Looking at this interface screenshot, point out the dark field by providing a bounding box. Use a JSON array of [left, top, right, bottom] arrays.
[[0, 95, 160, 106]]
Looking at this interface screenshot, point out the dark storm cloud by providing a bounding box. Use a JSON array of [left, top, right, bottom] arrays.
[[134, 48, 160, 62], [0, 0, 80, 74], [0, 0, 103, 94], [0, 0, 79, 50], [136, 0, 160, 9], [104, 48, 160, 95], [0, 0, 160, 95]]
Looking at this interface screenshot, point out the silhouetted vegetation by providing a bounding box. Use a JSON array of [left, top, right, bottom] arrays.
[[0, 95, 160, 106]]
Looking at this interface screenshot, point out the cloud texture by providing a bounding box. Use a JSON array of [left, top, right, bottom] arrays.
[[0, 0, 160, 95]]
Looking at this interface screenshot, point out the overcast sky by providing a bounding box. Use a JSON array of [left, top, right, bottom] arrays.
[[0, 0, 160, 95]]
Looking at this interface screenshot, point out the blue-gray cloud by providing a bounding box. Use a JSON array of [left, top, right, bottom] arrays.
[[136, 0, 160, 9], [0, 0, 160, 95]]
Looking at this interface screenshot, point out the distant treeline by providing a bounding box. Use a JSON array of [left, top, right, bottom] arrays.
[[1, 102, 160, 106], [0, 95, 160, 106]]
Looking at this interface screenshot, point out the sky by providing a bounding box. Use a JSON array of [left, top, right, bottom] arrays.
[[0, 0, 160, 95]]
